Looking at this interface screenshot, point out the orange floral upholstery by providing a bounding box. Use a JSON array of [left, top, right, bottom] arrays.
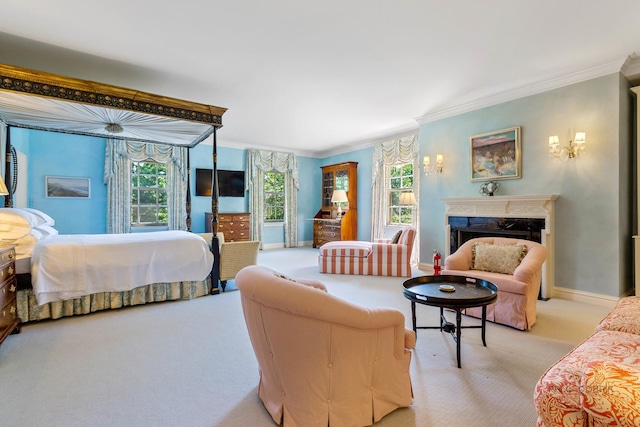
[[581, 361, 640, 426], [595, 296, 640, 335], [535, 296, 640, 426], [318, 226, 416, 277]]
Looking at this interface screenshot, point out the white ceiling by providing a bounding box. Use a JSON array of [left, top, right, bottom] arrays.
[[1, 0, 640, 157]]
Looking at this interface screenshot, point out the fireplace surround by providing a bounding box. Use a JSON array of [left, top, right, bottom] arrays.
[[442, 195, 558, 299]]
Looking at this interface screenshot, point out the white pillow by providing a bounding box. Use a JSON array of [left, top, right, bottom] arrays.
[[33, 224, 59, 239], [0, 208, 44, 227], [18, 208, 55, 226], [0, 223, 31, 240]]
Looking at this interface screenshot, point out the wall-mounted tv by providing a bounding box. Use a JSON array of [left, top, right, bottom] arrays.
[[195, 168, 246, 197]]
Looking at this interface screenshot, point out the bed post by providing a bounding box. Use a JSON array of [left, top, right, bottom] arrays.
[[186, 149, 192, 232], [4, 125, 12, 208], [210, 127, 221, 295]]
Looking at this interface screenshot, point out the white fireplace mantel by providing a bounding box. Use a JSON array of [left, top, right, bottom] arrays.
[[441, 194, 559, 299]]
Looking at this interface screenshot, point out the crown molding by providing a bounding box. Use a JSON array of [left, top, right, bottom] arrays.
[[416, 56, 629, 125], [621, 52, 640, 82]]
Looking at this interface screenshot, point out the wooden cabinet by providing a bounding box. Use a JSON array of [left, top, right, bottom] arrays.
[[313, 162, 358, 247], [206, 212, 251, 242], [0, 245, 20, 349]]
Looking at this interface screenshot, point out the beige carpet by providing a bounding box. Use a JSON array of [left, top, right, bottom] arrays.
[[0, 247, 613, 427]]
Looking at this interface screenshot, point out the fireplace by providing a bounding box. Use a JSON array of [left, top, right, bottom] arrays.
[[442, 195, 558, 299], [449, 216, 546, 254]]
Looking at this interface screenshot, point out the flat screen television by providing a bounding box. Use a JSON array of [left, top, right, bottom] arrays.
[[195, 168, 245, 197]]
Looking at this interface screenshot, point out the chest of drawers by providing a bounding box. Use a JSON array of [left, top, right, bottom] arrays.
[[0, 245, 21, 349], [313, 219, 342, 247], [206, 212, 251, 242]]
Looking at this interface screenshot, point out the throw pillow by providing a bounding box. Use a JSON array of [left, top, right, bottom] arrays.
[[391, 230, 403, 244], [472, 242, 527, 275]]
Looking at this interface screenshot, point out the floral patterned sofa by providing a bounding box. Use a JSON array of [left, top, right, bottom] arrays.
[[534, 296, 640, 426]]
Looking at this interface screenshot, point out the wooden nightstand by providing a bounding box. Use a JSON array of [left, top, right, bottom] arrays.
[[0, 245, 21, 349]]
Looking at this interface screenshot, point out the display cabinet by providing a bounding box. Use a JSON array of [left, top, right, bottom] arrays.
[[313, 162, 358, 247]]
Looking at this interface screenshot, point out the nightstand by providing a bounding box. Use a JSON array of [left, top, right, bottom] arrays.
[[0, 245, 21, 349]]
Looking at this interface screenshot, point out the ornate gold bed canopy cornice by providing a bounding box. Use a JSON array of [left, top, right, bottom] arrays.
[[0, 63, 227, 148], [0, 63, 226, 126]]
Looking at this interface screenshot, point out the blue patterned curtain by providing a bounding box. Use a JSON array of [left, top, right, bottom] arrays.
[[104, 139, 187, 233], [246, 149, 299, 248]]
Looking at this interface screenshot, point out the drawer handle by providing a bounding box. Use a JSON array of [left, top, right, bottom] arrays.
[[8, 266, 13, 275], [10, 306, 15, 315], [10, 284, 16, 293], [8, 252, 14, 260]]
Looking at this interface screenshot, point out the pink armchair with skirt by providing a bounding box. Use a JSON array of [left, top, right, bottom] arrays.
[[442, 236, 547, 330], [235, 265, 415, 427]]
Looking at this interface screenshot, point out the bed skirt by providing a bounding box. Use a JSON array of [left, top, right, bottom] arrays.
[[16, 279, 211, 322]]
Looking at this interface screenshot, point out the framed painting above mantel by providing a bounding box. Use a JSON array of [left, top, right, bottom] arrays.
[[470, 126, 521, 182]]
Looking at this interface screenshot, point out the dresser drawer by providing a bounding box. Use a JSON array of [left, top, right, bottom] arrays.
[[0, 298, 17, 330], [224, 229, 250, 241], [0, 277, 17, 308], [0, 260, 15, 286], [0, 247, 15, 264]]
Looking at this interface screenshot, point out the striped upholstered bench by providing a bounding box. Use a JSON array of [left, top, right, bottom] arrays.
[[318, 226, 416, 277]]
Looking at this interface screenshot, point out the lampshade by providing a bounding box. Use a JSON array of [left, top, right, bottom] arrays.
[[331, 189, 348, 203], [399, 191, 416, 205], [0, 175, 9, 196]]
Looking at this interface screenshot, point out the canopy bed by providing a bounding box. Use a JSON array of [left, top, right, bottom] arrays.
[[0, 63, 227, 323]]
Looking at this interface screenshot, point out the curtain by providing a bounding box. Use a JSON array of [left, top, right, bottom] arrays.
[[246, 149, 299, 248], [371, 134, 420, 263], [104, 139, 188, 233]]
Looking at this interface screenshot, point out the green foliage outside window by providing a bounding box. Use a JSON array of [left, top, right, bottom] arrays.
[[264, 171, 285, 221], [389, 163, 414, 225], [131, 161, 168, 226]]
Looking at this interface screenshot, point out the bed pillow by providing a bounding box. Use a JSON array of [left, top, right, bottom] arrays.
[[472, 242, 527, 275], [33, 224, 59, 239], [18, 208, 55, 226], [0, 208, 48, 227]]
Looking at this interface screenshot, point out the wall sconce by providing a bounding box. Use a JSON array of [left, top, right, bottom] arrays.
[[331, 189, 348, 216], [399, 191, 416, 206], [548, 132, 586, 161], [423, 154, 444, 175]]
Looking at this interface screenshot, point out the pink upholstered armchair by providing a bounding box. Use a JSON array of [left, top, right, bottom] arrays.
[[318, 226, 416, 277], [235, 265, 415, 427], [442, 237, 546, 330]]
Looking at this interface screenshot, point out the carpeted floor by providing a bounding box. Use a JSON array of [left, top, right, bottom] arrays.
[[0, 246, 613, 427]]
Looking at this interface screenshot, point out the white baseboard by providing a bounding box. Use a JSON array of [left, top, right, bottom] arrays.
[[552, 286, 618, 308], [261, 241, 315, 250]]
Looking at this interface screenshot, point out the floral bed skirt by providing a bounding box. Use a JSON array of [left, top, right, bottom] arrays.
[[16, 279, 211, 322]]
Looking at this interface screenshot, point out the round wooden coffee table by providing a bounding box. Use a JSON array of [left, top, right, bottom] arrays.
[[403, 275, 498, 368]]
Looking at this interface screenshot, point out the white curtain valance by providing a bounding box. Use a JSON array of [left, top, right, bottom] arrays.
[[371, 135, 419, 185], [246, 149, 299, 190]]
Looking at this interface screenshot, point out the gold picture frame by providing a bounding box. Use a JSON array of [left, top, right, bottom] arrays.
[[470, 126, 521, 182]]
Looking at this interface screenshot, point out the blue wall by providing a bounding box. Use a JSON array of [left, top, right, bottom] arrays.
[[12, 128, 108, 234]]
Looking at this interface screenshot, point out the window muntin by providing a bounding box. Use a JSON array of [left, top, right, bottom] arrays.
[[388, 163, 414, 225], [131, 161, 168, 226], [264, 171, 285, 222]]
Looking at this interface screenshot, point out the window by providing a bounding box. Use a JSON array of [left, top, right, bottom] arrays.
[[388, 163, 414, 225], [131, 161, 168, 226], [264, 171, 285, 222]]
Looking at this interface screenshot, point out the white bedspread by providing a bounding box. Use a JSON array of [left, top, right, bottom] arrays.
[[31, 230, 214, 305]]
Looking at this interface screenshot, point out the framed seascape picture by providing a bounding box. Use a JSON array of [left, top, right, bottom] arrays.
[[45, 176, 91, 198], [470, 126, 521, 182]]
